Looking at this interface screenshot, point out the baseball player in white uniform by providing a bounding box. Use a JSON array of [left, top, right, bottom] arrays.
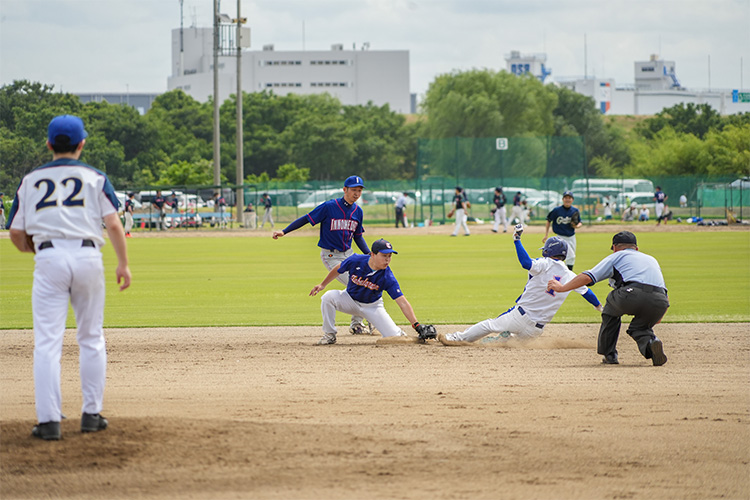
[[7, 115, 131, 441], [439, 225, 602, 345]]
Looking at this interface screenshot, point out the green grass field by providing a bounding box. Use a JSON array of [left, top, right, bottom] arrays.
[[1, 231, 748, 328]]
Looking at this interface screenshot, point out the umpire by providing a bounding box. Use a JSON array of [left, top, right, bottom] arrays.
[[546, 231, 669, 366]]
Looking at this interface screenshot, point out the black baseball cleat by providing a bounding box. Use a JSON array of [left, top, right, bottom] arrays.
[[602, 353, 619, 364], [649, 339, 668, 366], [81, 413, 108, 433], [32, 421, 61, 440]]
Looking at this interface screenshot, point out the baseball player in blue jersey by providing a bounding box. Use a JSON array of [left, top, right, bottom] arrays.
[[152, 190, 166, 230], [544, 191, 582, 271], [547, 231, 669, 366], [310, 239, 435, 344], [653, 186, 668, 219], [8, 115, 131, 440], [123, 192, 135, 237], [273, 176, 372, 334], [439, 225, 601, 345], [447, 186, 471, 236]]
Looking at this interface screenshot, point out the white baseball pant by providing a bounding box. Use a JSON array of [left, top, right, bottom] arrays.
[[451, 306, 543, 343], [260, 208, 274, 228], [124, 212, 133, 233], [511, 205, 526, 225], [655, 202, 664, 218], [33, 239, 107, 423], [493, 206, 508, 232], [320, 248, 365, 327], [556, 233, 577, 268], [451, 208, 470, 235], [320, 290, 404, 338]]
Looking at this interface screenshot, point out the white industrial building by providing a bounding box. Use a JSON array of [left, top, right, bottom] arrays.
[[167, 27, 410, 113], [506, 52, 749, 116]]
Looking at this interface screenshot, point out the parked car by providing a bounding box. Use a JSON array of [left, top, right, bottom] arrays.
[[297, 189, 378, 208]]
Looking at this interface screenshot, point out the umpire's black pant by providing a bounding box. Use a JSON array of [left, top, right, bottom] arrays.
[[598, 283, 670, 359], [395, 207, 405, 227]]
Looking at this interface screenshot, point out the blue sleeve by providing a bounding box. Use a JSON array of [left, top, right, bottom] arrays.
[[514, 240, 532, 270], [581, 289, 601, 307], [354, 234, 369, 254], [282, 215, 309, 234], [306, 201, 328, 226]]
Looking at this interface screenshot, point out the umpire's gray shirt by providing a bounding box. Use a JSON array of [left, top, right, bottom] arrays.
[[583, 249, 666, 289]]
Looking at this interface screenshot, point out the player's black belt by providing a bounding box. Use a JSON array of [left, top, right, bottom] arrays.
[[622, 282, 668, 295], [516, 306, 544, 329], [38, 239, 95, 251]]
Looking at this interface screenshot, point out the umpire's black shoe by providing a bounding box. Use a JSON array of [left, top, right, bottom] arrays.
[[602, 353, 619, 364], [649, 339, 668, 366], [31, 421, 61, 440], [81, 413, 108, 433]]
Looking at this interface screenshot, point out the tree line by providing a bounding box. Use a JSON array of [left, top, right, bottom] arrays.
[[1, 74, 748, 195]]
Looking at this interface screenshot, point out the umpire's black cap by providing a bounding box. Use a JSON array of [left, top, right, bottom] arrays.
[[611, 231, 637, 249]]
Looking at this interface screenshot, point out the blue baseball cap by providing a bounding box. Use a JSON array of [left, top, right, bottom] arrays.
[[48, 115, 88, 146], [344, 175, 364, 188], [563, 190, 574, 199], [371, 239, 398, 254]]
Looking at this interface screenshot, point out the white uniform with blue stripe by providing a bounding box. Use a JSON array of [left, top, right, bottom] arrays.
[[7, 159, 118, 424]]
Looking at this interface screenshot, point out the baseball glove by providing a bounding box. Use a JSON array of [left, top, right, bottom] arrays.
[[415, 323, 437, 342], [447, 209, 455, 218], [570, 211, 581, 227]]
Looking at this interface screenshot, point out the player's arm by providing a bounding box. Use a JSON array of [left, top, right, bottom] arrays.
[[273, 215, 309, 239], [310, 264, 342, 296], [353, 234, 370, 254], [543, 219, 551, 241], [104, 212, 131, 291], [548, 272, 593, 294], [9, 229, 34, 253], [512, 225, 532, 270], [393, 295, 419, 328]]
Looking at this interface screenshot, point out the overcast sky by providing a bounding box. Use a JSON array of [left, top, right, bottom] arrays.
[[1, 0, 748, 99]]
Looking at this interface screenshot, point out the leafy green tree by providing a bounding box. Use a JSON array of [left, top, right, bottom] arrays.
[[421, 70, 557, 138], [156, 159, 215, 186], [275, 163, 310, 182], [636, 103, 722, 140]]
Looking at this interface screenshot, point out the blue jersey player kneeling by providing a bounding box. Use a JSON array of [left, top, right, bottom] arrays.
[[439, 225, 602, 346], [309, 239, 433, 345]]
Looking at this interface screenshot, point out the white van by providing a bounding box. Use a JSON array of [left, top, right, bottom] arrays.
[[571, 178, 654, 197]]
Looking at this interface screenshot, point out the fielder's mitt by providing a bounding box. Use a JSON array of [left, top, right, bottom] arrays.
[[415, 323, 437, 342], [570, 211, 581, 227]]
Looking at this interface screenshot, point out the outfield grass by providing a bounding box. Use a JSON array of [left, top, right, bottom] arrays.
[[1, 231, 748, 328]]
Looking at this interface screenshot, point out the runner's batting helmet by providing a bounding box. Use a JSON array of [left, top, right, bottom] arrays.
[[542, 237, 568, 259]]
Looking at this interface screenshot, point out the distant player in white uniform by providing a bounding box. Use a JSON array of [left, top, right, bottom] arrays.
[[309, 238, 435, 345], [439, 225, 602, 345], [7, 115, 131, 441]]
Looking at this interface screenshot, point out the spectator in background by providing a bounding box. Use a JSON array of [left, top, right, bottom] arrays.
[[123, 192, 136, 237], [0, 192, 5, 229], [622, 202, 637, 222], [260, 193, 274, 229], [639, 205, 650, 222], [604, 202, 613, 221], [679, 193, 688, 208], [395, 192, 409, 228], [152, 190, 166, 230], [243, 202, 257, 229]]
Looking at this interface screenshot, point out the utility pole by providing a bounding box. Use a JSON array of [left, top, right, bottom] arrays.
[[235, 1, 247, 220], [212, 0, 221, 191]]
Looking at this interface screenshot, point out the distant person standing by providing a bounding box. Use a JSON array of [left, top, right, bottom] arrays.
[[7, 114, 131, 440], [152, 190, 166, 230], [543, 191, 582, 271], [123, 192, 136, 237], [260, 193, 274, 229], [679, 193, 688, 208], [547, 231, 669, 366], [447, 186, 471, 236], [0, 192, 6, 229], [395, 192, 409, 228], [491, 186, 508, 233], [510, 191, 526, 226], [656, 205, 673, 225], [604, 202, 613, 221], [654, 186, 668, 219]]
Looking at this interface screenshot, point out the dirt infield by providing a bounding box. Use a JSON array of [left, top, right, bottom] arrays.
[[1, 323, 748, 499]]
